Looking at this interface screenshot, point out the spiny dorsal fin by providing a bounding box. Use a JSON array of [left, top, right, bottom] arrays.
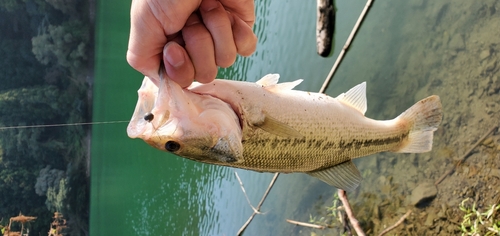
[[256, 74, 280, 86], [335, 82, 367, 115], [307, 161, 362, 191], [256, 74, 303, 91], [267, 79, 303, 91]]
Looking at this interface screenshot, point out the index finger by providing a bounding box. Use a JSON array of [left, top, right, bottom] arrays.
[[127, 0, 199, 77], [127, 0, 166, 77]]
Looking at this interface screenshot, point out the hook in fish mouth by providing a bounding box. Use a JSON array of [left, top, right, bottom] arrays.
[[144, 112, 154, 122]]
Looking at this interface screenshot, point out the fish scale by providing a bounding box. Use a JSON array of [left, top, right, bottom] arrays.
[[128, 73, 442, 191]]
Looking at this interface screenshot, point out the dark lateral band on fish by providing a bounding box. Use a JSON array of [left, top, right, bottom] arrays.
[[242, 131, 408, 151]]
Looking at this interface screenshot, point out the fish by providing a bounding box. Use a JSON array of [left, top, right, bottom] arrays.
[[127, 72, 442, 191]]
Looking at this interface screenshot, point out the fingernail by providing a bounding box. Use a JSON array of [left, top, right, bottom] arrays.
[[164, 43, 185, 68]]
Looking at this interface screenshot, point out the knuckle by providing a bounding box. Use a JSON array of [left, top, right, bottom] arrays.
[[217, 52, 236, 68], [126, 52, 142, 70], [195, 67, 217, 83], [237, 34, 257, 56]]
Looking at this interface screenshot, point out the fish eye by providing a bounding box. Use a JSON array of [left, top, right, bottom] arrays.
[[165, 141, 180, 152], [144, 112, 154, 122]]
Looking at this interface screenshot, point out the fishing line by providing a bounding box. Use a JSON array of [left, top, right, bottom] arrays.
[[0, 120, 129, 130]]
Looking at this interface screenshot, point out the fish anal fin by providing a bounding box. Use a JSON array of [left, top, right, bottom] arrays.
[[256, 115, 304, 138], [307, 161, 362, 191], [335, 82, 367, 115]]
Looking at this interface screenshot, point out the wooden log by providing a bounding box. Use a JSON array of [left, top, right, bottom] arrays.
[[317, 0, 335, 57]]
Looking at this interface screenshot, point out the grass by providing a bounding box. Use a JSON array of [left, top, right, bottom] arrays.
[[309, 193, 344, 229], [459, 198, 500, 236]]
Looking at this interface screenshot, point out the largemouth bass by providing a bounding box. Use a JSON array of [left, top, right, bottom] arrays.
[[127, 72, 442, 191]]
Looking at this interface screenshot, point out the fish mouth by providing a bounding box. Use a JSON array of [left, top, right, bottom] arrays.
[[127, 70, 175, 140], [127, 77, 159, 139]]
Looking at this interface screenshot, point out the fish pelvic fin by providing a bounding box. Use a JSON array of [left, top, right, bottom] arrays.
[[307, 161, 362, 191], [394, 95, 442, 153], [336, 82, 367, 115]]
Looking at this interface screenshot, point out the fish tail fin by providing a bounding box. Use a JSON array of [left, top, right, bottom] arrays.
[[394, 95, 442, 153]]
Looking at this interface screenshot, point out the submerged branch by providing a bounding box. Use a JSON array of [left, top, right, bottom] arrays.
[[235, 172, 259, 213], [435, 125, 498, 185], [236, 173, 279, 236], [377, 210, 412, 236], [338, 189, 366, 236], [286, 219, 326, 229]]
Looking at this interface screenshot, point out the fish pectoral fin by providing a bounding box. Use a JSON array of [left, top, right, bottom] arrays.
[[307, 161, 362, 191], [256, 115, 304, 138]]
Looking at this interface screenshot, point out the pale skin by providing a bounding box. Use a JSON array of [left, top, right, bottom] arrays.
[[127, 0, 257, 88]]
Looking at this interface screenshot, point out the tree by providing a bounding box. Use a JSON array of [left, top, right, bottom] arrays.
[[0, 0, 22, 12], [31, 20, 89, 73], [45, 0, 80, 16], [0, 85, 62, 125], [0, 39, 45, 91], [45, 177, 68, 212], [34, 165, 65, 197]]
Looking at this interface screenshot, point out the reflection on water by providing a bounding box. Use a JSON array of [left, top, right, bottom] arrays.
[[92, 0, 500, 235]]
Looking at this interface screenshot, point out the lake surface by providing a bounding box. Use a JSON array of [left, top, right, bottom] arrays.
[[91, 0, 500, 235]]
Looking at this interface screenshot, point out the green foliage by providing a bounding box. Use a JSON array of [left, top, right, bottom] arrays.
[[0, 39, 45, 91], [459, 198, 500, 236], [45, 0, 80, 15], [0, 0, 22, 12], [46, 177, 68, 212], [31, 20, 90, 73], [35, 166, 65, 196], [0, 85, 62, 123], [0, 0, 92, 234], [309, 193, 344, 228]]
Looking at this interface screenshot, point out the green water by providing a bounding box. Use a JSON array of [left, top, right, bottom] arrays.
[[91, 0, 426, 235]]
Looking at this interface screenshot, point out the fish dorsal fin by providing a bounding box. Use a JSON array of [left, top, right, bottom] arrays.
[[257, 114, 304, 138], [335, 82, 367, 115], [256, 74, 303, 91], [267, 79, 303, 91], [307, 161, 362, 191], [256, 74, 280, 86]]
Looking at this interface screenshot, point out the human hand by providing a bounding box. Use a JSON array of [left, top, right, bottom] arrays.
[[127, 0, 257, 88]]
